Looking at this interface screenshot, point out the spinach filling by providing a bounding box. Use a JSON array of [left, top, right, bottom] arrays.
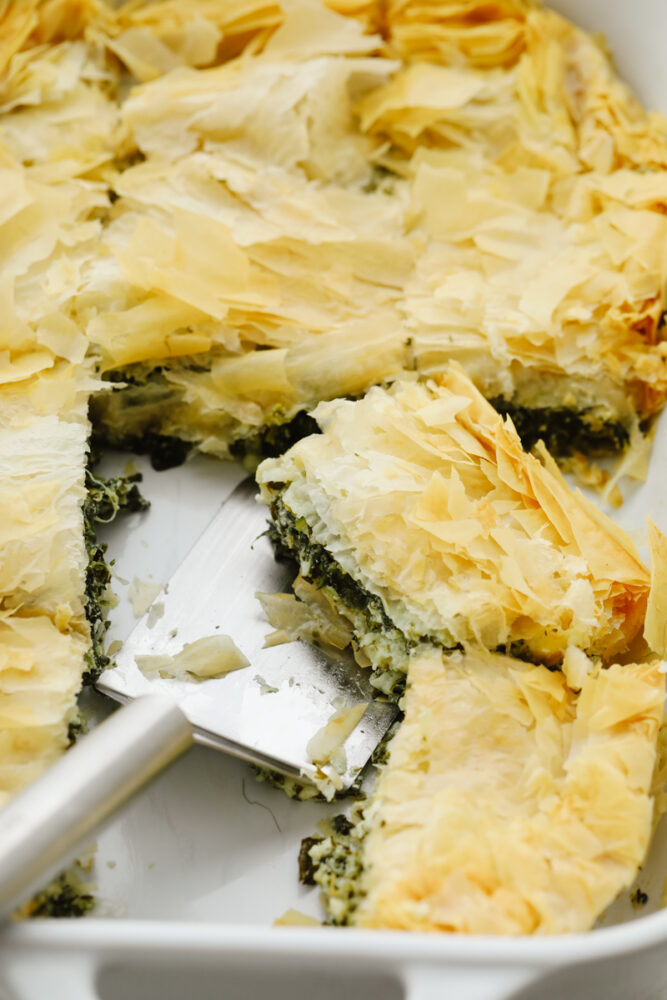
[[25, 873, 94, 919], [91, 427, 192, 472], [82, 463, 149, 683], [90, 368, 192, 471], [265, 494, 458, 696], [91, 352, 633, 479], [490, 399, 630, 455], [268, 496, 397, 637], [299, 807, 368, 926], [92, 366, 321, 471], [230, 409, 320, 470]]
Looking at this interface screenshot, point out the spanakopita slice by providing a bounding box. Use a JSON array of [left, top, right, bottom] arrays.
[[349, 648, 666, 934], [257, 367, 649, 691]]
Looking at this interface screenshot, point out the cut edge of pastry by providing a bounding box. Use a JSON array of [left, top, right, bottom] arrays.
[[257, 367, 650, 694], [309, 647, 666, 934]]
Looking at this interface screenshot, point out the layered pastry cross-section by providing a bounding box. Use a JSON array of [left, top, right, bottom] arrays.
[[0, 371, 92, 810], [257, 367, 650, 693]]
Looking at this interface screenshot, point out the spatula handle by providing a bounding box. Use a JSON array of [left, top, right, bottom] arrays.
[[0, 695, 192, 920]]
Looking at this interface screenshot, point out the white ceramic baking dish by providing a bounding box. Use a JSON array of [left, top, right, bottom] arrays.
[[3, 2, 667, 996]]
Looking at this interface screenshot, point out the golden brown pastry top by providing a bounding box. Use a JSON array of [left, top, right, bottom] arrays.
[[356, 648, 666, 934], [258, 366, 649, 663], [2, 1, 667, 457]]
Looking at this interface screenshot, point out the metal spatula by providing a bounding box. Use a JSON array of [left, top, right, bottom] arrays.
[[0, 479, 396, 919], [97, 477, 397, 790]]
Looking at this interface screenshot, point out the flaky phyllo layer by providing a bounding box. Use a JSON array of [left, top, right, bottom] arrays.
[[0, 368, 94, 809], [354, 649, 665, 935], [262, 371, 667, 933], [257, 368, 649, 672], [1, 0, 667, 462]]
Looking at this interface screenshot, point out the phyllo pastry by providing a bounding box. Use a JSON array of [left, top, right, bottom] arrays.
[[0, 373, 92, 809], [352, 648, 666, 934], [257, 367, 649, 690], [2, 0, 666, 463]]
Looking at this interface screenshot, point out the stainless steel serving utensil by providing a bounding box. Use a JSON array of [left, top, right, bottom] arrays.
[[97, 477, 397, 790], [0, 480, 396, 918], [0, 695, 192, 920]]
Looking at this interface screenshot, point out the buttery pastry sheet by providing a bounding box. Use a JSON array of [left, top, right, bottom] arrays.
[[2, 0, 667, 458], [0, 367, 93, 808], [257, 368, 649, 669], [356, 649, 666, 935]]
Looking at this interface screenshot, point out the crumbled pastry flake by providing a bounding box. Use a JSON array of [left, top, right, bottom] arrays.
[[129, 577, 163, 618], [254, 674, 279, 695], [273, 908, 320, 927], [561, 645, 594, 691], [257, 576, 353, 650], [306, 702, 368, 768], [303, 701, 369, 799], [136, 634, 249, 681], [146, 600, 165, 628]]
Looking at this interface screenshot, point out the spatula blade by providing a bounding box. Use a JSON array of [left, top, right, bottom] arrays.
[[97, 478, 397, 791]]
